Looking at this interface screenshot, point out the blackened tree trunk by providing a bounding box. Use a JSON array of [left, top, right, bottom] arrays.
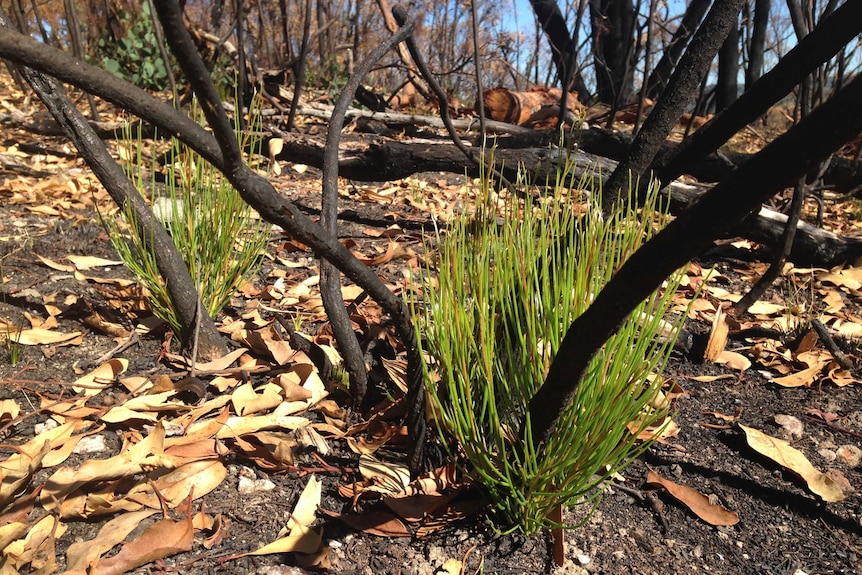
[[646, 0, 710, 100], [528, 0, 590, 101], [745, 0, 770, 90], [654, 0, 862, 191], [527, 72, 862, 455], [601, 0, 745, 212], [279, 0, 292, 63], [715, 8, 741, 111], [589, 0, 636, 105]]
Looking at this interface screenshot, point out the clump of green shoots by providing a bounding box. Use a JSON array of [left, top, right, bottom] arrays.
[[104, 97, 270, 333], [416, 157, 688, 535], [0, 257, 23, 366], [0, 319, 23, 367]]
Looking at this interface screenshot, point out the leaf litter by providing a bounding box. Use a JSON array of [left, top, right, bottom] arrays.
[[0, 74, 860, 574]]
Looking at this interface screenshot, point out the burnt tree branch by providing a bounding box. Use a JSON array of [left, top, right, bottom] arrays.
[[525, 73, 862, 455], [655, 0, 862, 185], [602, 0, 746, 212], [319, 11, 416, 408], [151, 0, 427, 474], [0, 6, 226, 360]]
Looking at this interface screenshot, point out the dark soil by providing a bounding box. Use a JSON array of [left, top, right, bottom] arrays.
[[1, 155, 861, 575]]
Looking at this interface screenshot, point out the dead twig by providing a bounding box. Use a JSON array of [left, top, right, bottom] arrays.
[[810, 318, 854, 371]]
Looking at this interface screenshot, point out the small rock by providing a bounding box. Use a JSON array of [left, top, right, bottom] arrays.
[[836, 444, 862, 467], [73, 434, 107, 454], [774, 414, 804, 439], [238, 475, 276, 494], [576, 553, 590, 565], [818, 448, 837, 462], [826, 469, 854, 494], [34, 419, 59, 435], [257, 566, 306, 575]]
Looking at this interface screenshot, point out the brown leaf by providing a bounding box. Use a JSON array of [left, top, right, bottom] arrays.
[[64, 510, 158, 571], [704, 308, 729, 362], [645, 470, 739, 526], [322, 508, 412, 537], [739, 425, 845, 502], [91, 514, 194, 575]]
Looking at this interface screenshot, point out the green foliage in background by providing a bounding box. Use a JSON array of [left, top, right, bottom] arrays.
[[96, 1, 170, 91], [105, 98, 270, 335], [416, 157, 687, 535]]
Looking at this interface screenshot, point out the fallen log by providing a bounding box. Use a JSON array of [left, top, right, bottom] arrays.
[[271, 134, 862, 267]]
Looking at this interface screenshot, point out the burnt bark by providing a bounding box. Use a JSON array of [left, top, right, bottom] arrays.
[[645, 0, 710, 100], [601, 0, 745, 212], [655, 0, 862, 186], [525, 72, 862, 457], [528, 0, 590, 101]]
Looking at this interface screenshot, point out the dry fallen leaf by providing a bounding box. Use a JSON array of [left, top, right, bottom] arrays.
[[73, 358, 128, 396], [359, 453, 411, 495], [645, 470, 739, 526], [739, 425, 845, 502], [41, 422, 185, 508], [0, 398, 20, 422], [63, 509, 158, 572], [704, 308, 729, 362], [322, 508, 411, 537], [714, 350, 751, 371], [66, 255, 124, 270], [10, 327, 82, 346], [81, 514, 194, 575], [1, 422, 75, 507], [3, 513, 67, 572], [248, 475, 323, 555], [773, 351, 831, 388]]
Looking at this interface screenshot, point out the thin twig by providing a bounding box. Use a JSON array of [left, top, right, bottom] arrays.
[[732, 176, 805, 315], [391, 5, 519, 197], [810, 318, 854, 371], [87, 332, 141, 368]]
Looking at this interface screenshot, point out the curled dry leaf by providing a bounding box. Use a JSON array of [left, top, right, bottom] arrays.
[[41, 422, 178, 508], [63, 509, 158, 571], [359, 453, 411, 495], [232, 382, 284, 416], [79, 514, 194, 575], [323, 507, 412, 537], [126, 459, 227, 509], [0, 398, 20, 422], [73, 358, 128, 396], [704, 308, 729, 362], [1, 422, 75, 507], [100, 390, 180, 423], [3, 513, 67, 572], [645, 470, 739, 526], [772, 351, 830, 388], [739, 425, 845, 502], [714, 350, 751, 371], [248, 475, 323, 555]]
